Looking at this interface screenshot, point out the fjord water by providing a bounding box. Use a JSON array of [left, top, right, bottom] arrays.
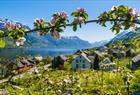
[[0, 48, 77, 58]]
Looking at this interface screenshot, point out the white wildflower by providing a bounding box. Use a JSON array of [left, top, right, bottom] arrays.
[[58, 90, 62, 93], [12, 85, 24, 91], [77, 84, 81, 88], [37, 74, 42, 77], [48, 80, 53, 85], [63, 79, 70, 83], [34, 56, 43, 61]]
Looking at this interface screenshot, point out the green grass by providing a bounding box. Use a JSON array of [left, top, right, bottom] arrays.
[[0, 66, 138, 95]]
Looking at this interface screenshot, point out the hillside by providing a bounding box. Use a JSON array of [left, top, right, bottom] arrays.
[[108, 28, 140, 44]]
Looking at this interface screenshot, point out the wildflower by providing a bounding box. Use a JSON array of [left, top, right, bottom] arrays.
[[75, 76, 80, 80], [57, 82, 63, 85], [63, 79, 68, 83], [37, 74, 42, 77], [63, 79, 71, 84], [34, 69, 39, 74], [117, 67, 121, 72], [112, 69, 117, 73], [48, 80, 54, 85], [77, 84, 81, 88], [58, 90, 62, 93], [16, 37, 26, 46], [34, 56, 43, 61], [12, 85, 24, 91]]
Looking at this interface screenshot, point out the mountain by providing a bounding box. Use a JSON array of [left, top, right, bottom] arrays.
[[25, 33, 92, 49], [0, 18, 92, 49], [91, 40, 109, 48], [108, 28, 140, 44]]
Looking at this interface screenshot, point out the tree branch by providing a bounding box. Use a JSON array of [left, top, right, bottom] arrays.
[[0, 19, 140, 38]]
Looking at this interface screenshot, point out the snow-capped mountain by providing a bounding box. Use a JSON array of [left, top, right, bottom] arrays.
[[25, 33, 92, 49]]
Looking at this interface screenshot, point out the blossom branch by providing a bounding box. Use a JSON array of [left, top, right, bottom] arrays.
[[0, 19, 140, 39]]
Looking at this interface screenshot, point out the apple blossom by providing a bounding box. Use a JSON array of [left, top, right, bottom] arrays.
[[15, 37, 26, 46], [34, 18, 44, 27], [77, 17, 85, 23], [129, 8, 136, 15], [111, 6, 118, 11], [4, 22, 15, 31], [77, 8, 86, 14], [51, 11, 68, 24], [59, 11, 68, 19], [52, 11, 68, 20]]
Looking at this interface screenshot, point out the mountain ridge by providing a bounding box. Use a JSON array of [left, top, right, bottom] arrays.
[[108, 28, 140, 44]]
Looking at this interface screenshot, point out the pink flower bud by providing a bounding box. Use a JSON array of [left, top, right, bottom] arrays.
[[40, 18, 44, 23], [59, 11, 68, 19], [35, 18, 44, 24], [128, 8, 133, 14], [51, 11, 68, 24], [77, 8, 86, 13], [51, 30, 60, 38]]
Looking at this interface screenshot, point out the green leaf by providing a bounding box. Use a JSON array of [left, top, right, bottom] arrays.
[[56, 28, 64, 32], [83, 13, 88, 20], [44, 22, 50, 24], [73, 25, 77, 32], [71, 12, 79, 17], [63, 22, 67, 28], [71, 12, 75, 16], [102, 22, 107, 27], [0, 39, 5, 48], [115, 27, 121, 34], [130, 17, 134, 22]]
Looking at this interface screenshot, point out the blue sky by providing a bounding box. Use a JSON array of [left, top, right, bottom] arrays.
[[0, 0, 140, 42]]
